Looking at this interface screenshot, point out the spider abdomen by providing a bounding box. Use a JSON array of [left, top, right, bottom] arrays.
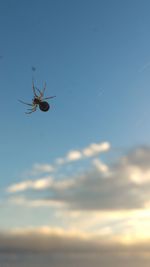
[[39, 101, 50, 112]]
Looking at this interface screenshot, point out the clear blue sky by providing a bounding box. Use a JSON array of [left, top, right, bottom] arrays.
[[0, 0, 150, 231]]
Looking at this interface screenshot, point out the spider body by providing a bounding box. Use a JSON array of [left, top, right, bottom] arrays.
[[33, 97, 50, 111], [19, 81, 55, 114], [33, 97, 41, 105], [39, 101, 50, 112]]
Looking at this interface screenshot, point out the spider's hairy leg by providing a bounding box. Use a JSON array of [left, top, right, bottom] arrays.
[[18, 99, 33, 106], [26, 104, 37, 111], [26, 107, 36, 111], [32, 79, 38, 97], [25, 106, 37, 114], [35, 87, 43, 97], [43, 96, 56, 100], [25, 110, 36, 114], [42, 82, 46, 97], [35, 82, 46, 98]]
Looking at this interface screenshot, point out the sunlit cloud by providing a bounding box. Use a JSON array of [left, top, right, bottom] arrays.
[[92, 158, 109, 173], [36, 147, 150, 211], [129, 167, 150, 184], [0, 226, 150, 254], [55, 141, 110, 165], [4, 144, 150, 246], [66, 150, 82, 161], [7, 176, 76, 193], [0, 230, 150, 267], [7, 146, 150, 211], [20, 141, 110, 178], [7, 177, 53, 193], [0, 227, 98, 253], [7, 140, 110, 194], [83, 142, 110, 157]]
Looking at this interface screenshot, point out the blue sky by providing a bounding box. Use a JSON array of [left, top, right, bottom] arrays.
[[1, 1, 150, 260]]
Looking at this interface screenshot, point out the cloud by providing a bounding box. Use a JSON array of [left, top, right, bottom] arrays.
[[0, 227, 150, 253], [7, 176, 76, 193], [0, 227, 106, 253], [18, 141, 110, 178], [0, 228, 150, 267], [83, 142, 110, 157], [23, 163, 55, 177], [120, 146, 150, 170], [93, 158, 109, 173], [66, 150, 82, 161], [56, 146, 150, 211], [55, 141, 110, 165], [50, 170, 143, 211], [32, 163, 54, 174], [2, 145, 150, 267], [9, 196, 66, 208], [6, 145, 150, 211], [7, 177, 53, 193]]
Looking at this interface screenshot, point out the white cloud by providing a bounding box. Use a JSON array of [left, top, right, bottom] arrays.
[[7, 177, 53, 193], [83, 142, 110, 157], [55, 141, 111, 165], [128, 167, 150, 184], [19, 142, 110, 181], [32, 163, 54, 174], [7, 180, 33, 193], [93, 158, 109, 174], [7, 176, 76, 193], [66, 150, 82, 161], [33, 177, 53, 189]]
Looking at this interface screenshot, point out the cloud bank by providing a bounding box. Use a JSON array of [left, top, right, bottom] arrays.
[[0, 229, 150, 267], [1, 143, 150, 267], [7, 145, 150, 211]]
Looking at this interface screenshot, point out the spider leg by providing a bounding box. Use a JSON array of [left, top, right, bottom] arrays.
[[25, 106, 37, 114], [26, 104, 37, 111], [35, 87, 43, 97], [42, 82, 46, 97], [32, 79, 38, 97], [18, 99, 33, 106], [35, 83, 46, 98], [26, 108, 36, 111], [43, 96, 56, 100], [25, 110, 36, 114]]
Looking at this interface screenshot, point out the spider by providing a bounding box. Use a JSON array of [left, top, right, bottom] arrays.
[[19, 81, 56, 114]]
